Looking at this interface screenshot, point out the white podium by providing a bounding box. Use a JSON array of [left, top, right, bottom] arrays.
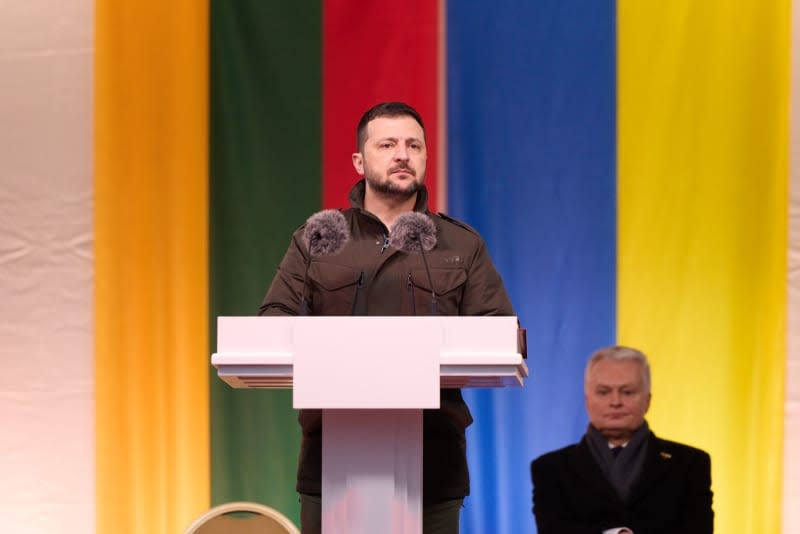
[[212, 316, 527, 534]]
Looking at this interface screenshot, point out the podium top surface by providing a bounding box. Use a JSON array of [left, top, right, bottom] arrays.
[[212, 316, 528, 397]]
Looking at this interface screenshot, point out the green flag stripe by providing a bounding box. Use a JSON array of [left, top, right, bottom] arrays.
[[210, 1, 321, 523]]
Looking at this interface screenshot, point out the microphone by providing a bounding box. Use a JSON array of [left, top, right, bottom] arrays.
[[299, 209, 349, 315], [389, 212, 438, 315]]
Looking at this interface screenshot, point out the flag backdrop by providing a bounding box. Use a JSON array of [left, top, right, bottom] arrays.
[[1, 1, 799, 533]]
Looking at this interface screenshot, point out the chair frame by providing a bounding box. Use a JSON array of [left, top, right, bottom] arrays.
[[183, 500, 300, 534]]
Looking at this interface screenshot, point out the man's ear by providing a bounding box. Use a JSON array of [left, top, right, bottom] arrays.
[[352, 152, 364, 175]]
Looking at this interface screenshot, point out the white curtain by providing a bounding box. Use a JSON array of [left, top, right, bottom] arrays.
[[0, 1, 94, 532]]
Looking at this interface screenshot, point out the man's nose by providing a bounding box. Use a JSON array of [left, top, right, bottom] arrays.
[[609, 391, 622, 405], [394, 144, 409, 160]]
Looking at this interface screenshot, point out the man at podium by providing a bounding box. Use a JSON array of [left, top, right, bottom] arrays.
[[259, 101, 515, 533]]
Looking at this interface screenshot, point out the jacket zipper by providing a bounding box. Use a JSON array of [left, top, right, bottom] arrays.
[[380, 235, 390, 254]]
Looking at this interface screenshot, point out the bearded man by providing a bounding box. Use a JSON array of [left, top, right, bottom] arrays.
[[260, 101, 515, 534]]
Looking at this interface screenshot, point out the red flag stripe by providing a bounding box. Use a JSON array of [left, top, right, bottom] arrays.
[[323, 0, 441, 210]]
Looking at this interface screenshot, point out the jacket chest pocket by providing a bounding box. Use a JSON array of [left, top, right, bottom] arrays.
[[408, 268, 467, 316], [308, 263, 363, 316]]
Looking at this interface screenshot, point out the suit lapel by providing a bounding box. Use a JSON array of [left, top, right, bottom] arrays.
[[568, 438, 621, 504], [627, 433, 673, 504]]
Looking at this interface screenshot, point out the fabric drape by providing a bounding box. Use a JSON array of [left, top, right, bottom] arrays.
[[95, 1, 210, 532]]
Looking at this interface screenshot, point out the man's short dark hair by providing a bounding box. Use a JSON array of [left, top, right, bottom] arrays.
[[356, 102, 426, 152]]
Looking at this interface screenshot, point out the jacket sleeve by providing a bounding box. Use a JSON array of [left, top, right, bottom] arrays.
[[459, 237, 515, 316], [531, 456, 606, 534], [258, 229, 308, 316], [257, 229, 323, 436]]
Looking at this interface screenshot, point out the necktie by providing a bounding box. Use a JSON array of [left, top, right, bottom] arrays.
[[611, 446, 624, 458]]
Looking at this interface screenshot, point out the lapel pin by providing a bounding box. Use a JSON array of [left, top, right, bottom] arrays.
[[660, 451, 672, 460]]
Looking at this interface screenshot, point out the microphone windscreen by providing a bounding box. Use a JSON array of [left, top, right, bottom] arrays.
[[303, 209, 349, 256], [389, 212, 437, 253]]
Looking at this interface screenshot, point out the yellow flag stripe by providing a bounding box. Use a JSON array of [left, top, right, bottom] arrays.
[[95, 2, 209, 532], [618, 1, 788, 533]]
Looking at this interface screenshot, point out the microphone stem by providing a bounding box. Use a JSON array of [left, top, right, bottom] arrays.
[[299, 252, 312, 316]]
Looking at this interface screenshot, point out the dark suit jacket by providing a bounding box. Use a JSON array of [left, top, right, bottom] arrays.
[[530, 432, 713, 534]]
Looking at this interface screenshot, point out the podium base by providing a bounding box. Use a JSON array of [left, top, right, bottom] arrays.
[[322, 409, 422, 534]]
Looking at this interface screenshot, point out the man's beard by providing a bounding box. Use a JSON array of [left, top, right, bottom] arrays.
[[363, 163, 424, 201]]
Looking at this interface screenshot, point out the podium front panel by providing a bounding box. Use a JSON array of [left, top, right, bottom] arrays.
[[292, 317, 440, 409]]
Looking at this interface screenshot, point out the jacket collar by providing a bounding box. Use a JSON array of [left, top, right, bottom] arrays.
[[348, 179, 431, 214]]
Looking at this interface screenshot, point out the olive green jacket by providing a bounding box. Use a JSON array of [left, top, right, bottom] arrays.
[[259, 180, 515, 502]]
